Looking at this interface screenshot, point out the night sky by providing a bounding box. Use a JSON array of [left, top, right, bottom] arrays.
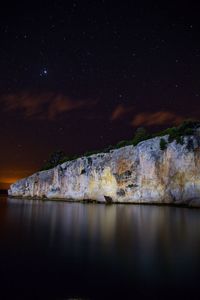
[[1, 1, 200, 188]]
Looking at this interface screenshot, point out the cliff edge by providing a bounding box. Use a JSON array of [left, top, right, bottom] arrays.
[[8, 134, 200, 207]]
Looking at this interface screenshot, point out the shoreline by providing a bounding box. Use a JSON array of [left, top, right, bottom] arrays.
[[7, 195, 200, 208]]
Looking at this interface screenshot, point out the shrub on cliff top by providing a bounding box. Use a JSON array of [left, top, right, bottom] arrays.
[[132, 127, 151, 146], [114, 127, 151, 149], [41, 150, 68, 171], [40, 120, 200, 171], [115, 140, 132, 149], [156, 119, 199, 144], [160, 138, 167, 150]]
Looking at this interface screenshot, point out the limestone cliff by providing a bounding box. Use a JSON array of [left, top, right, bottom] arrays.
[[8, 135, 200, 206]]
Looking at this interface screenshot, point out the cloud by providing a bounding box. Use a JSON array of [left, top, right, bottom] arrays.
[[46, 95, 87, 120], [131, 111, 184, 127], [1, 92, 92, 120], [111, 104, 134, 121]]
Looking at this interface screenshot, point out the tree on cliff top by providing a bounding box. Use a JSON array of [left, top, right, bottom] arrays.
[[41, 150, 68, 170], [40, 120, 200, 171], [132, 127, 151, 145]]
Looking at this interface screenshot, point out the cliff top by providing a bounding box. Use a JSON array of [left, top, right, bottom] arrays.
[[41, 119, 200, 171]]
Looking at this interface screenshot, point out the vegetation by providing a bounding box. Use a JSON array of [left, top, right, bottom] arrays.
[[41, 119, 200, 170], [156, 119, 199, 143], [160, 138, 167, 150], [132, 127, 151, 145], [112, 127, 150, 149], [41, 150, 69, 171]]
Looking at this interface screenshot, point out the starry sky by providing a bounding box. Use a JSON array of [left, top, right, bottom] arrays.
[[0, 0, 200, 188]]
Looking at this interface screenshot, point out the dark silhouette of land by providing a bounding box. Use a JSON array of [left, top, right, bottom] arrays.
[[0, 189, 8, 195]]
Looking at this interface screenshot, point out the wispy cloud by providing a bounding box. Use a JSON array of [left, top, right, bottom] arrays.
[[111, 104, 134, 121], [131, 111, 184, 127], [1, 92, 93, 120]]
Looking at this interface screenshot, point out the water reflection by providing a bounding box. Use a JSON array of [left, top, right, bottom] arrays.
[[0, 196, 200, 298]]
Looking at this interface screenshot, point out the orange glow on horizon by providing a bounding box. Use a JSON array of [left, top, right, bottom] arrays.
[[0, 178, 20, 189], [0, 172, 30, 189], [0, 168, 33, 188], [1, 178, 19, 184]]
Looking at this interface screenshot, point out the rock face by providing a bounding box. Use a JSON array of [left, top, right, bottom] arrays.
[[8, 135, 200, 206]]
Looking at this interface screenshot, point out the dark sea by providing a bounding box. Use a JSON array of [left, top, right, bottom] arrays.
[[0, 194, 200, 299]]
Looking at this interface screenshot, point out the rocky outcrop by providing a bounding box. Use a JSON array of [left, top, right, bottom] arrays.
[[8, 135, 200, 206]]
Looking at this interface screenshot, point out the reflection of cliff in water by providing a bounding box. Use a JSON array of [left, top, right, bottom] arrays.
[[6, 198, 200, 267], [1, 197, 200, 298]]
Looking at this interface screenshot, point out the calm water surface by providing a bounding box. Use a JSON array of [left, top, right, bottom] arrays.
[[0, 195, 200, 299]]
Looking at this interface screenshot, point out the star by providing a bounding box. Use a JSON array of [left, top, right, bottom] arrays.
[[40, 68, 48, 77]]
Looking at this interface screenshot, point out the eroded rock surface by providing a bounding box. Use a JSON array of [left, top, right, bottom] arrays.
[[8, 135, 200, 206]]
